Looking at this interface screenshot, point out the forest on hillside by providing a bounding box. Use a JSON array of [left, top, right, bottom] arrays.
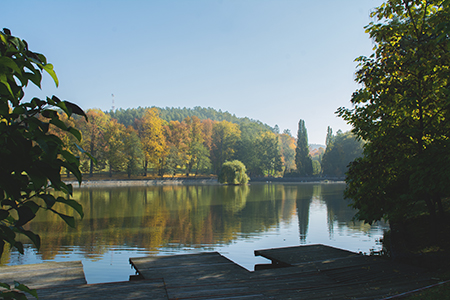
[[53, 106, 363, 178]]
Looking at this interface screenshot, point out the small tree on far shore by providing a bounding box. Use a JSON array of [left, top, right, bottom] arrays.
[[218, 160, 249, 185]]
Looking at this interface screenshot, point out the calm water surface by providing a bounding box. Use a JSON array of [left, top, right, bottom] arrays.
[[2, 183, 387, 284]]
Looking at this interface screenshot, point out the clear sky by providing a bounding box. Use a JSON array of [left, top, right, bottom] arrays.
[[4, 0, 384, 145]]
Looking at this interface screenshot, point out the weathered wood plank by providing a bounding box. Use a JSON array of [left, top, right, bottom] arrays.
[[166, 272, 337, 300], [130, 252, 249, 284], [36, 279, 167, 300], [255, 244, 359, 265], [0, 261, 86, 289], [2, 245, 439, 299], [130, 245, 440, 300]]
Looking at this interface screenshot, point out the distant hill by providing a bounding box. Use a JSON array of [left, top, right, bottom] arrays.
[[309, 144, 325, 151], [108, 106, 274, 132]]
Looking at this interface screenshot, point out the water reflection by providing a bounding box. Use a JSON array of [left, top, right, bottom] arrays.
[[2, 183, 387, 283]]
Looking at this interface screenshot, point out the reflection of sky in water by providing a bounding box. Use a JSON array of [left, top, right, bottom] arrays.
[[5, 184, 388, 284]]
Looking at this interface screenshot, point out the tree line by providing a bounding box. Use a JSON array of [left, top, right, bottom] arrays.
[[52, 106, 364, 179], [52, 107, 286, 178]]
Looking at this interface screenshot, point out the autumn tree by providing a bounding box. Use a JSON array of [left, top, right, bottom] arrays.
[[235, 121, 265, 176], [211, 121, 241, 174], [77, 109, 110, 176], [135, 108, 166, 176], [337, 0, 450, 238], [258, 131, 283, 176], [185, 116, 210, 176], [103, 119, 127, 177], [295, 119, 313, 176], [279, 131, 296, 175], [123, 126, 144, 178], [201, 119, 214, 152], [47, 112, 80, 177], [163, 120, 190, 176]]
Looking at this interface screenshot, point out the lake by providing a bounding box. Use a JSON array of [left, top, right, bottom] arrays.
[[2, 182, 387, 284]]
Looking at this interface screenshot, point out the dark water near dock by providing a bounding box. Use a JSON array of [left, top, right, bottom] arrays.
[[2, 183, 387, 284]]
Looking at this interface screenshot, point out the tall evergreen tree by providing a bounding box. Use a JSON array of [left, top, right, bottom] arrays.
[[325, 126, 333, 148], [295, 119, 313, 176]]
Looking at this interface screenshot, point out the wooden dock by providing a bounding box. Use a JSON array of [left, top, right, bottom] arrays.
[[0, 261, 86, 289], [0, 245, 443, 299], [129, 245, 441, 299]]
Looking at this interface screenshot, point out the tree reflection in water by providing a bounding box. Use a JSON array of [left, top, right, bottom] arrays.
[[3, 183, 387, 283]]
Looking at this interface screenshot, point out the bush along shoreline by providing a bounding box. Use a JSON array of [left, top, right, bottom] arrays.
[[64, 175, 345, 188]]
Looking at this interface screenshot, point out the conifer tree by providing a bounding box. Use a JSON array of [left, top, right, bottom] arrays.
[[295, 119, 313, 176]]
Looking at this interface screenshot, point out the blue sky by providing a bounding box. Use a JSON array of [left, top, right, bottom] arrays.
[[4, 0, 384, 144]]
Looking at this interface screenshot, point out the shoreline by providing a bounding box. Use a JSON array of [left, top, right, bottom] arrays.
[[65, 177, 345, 188]]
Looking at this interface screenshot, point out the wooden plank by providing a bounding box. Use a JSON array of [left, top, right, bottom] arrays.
[[130, 252, 249, 284], [36, 279, 167, 300], [254, 244, 359, 266], [165, 271, 337, 300], [0, 261, 86, 289], [131, 245, 440, 300]]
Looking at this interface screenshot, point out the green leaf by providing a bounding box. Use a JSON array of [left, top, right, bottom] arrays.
[[20, 230, 41, 250], [75, 144, 97, 164], [14, 241, 24, 254], [49, 116, 68, 131], [0, 209, 9, 221], [0, 31, 7, 43], [24, 69, 42, 88], [35, 137, 49, 155], [56, 212, 75, 228], [63, 101, 87, 121], [41, 63, 58, 87], [55, 197, 84, 219], [0, 282, 11, 290], [40, 109, 57, 119], [56, 181, 73, 196], [14, 282, 38, 299], [67, 126, 82, 141], [23, 201, 39, 215], [12, 106, 26, 115], [0, 290, 28, 300], [0, 73, 14, 97], [55, 101, 69, 115], [0, 225, 17, 243], [0, 56, 22, 74], [39, 194, 56, 209], [60, 150, 79, 165], [16, 206, 36, 227]]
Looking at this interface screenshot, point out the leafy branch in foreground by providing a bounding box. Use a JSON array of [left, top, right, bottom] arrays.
[[0, 28, 89, 298], [337, 0, 450, 244]]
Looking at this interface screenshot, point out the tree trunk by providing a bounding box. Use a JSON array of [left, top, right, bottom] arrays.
[[89, 142, 95, 178], [89, 158, 94, 178], [389, 221, 406, 262], [435, 195, 446, 222], [424, 198, 439, 243]]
